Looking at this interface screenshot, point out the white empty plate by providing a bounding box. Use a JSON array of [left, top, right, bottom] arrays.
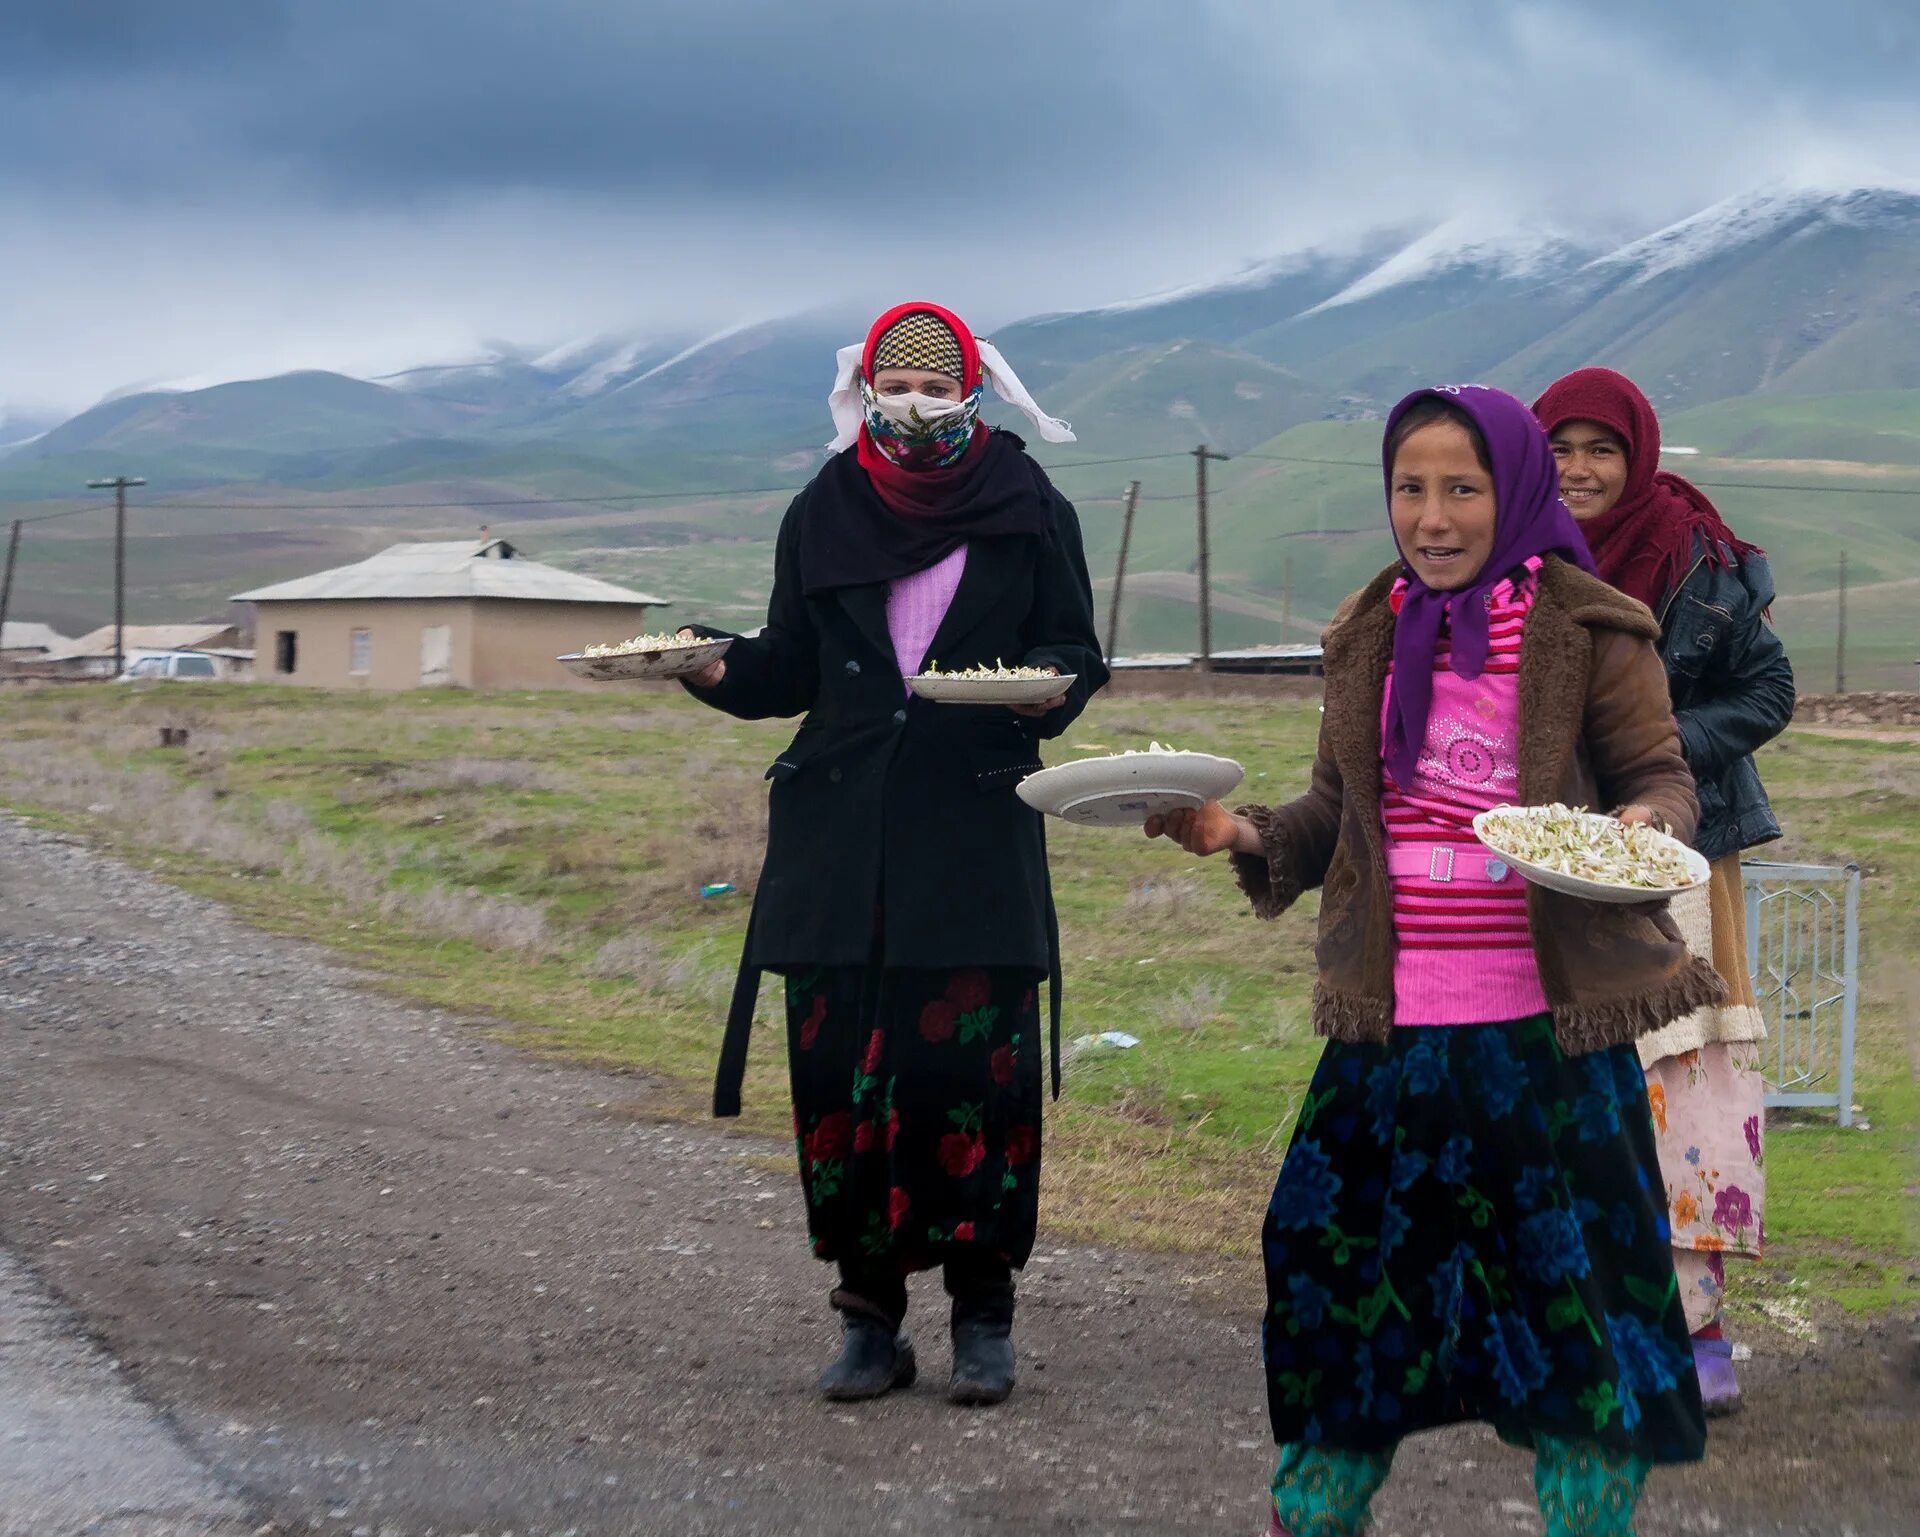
[[1017, 750, 1244, 827]]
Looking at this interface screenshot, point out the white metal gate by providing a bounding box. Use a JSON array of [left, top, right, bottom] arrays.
[[1742, 860, 1861, 1126]]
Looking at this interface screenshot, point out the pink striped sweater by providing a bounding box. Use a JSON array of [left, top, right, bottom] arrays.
[[1381, 559, 1548, 1026]]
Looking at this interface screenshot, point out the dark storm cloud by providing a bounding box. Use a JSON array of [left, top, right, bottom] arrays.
[[4, 1, 1230, 204], [7, 0, 1905, 208], [3, 1, 1917, 411]]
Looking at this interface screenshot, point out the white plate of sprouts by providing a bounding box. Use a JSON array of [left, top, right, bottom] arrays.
[[557, 630, 733, 682], [907, 659, 1076, 705], [1016, 741, 1244, 827], [1472, 804, 1708, 904]]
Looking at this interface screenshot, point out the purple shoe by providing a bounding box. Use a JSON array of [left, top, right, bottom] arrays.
[[1694, 1335, 1742, 1416]]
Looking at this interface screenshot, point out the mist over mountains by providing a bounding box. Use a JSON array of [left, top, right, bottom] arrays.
[[6, 184, 1918, 502]]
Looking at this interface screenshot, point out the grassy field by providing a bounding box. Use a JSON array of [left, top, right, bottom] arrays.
[[1, 682, 1913, 1324], [12, 391, 1920, 688]]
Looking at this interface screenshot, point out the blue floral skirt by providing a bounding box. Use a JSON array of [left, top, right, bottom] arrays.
[[1262, 1015, 1706, 1464]]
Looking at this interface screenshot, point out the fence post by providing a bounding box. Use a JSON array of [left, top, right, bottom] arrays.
[[1837, 865, 1860, 1127]]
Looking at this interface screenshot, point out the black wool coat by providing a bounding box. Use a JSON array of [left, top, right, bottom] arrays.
[[686, 441, 1109, 1113]]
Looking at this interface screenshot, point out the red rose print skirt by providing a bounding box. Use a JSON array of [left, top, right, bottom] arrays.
[[784, 965, 1044, 1272]]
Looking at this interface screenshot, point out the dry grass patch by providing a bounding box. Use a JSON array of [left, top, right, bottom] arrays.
[[378, 884, 550, 953]]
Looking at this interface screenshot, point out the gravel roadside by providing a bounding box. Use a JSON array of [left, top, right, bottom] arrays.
[[0, 814, 1911, 1535]]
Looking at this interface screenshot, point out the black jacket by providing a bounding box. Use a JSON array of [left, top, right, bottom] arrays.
[[1656, 541, 1794, 862], [688, 442, 1108, 1112]]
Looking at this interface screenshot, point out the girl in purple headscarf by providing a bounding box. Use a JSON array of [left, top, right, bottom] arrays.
[[1149, 386, 1720, 1536]]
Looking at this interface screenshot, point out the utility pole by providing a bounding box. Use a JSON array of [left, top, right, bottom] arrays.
[[1191, 445, 1228, 673], [87, 476, 146, 678], [1836, 549, 1848, 694], [0, 519, 20, 657], [1105, 480, 1140, 664]]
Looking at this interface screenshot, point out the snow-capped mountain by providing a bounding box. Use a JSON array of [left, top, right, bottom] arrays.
[[1591, 183, 1920, 285], [1300, 220, 1600, 315], [9, 184, 1916, 495]]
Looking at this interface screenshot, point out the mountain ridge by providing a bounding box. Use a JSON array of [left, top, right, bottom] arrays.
[[6, 183, 1917, 497]]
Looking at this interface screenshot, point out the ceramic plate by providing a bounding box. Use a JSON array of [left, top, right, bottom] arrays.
[[1016, 750, 1244, 827], [907, 672, 1076, 705], [1471, 808, 1709, 904], [557, 636, 733, 682]]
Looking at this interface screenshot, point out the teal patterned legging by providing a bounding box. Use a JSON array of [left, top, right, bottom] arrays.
[[1271, 1435, 1651, 1536]]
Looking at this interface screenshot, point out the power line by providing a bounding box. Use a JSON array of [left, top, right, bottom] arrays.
[[6, 451, 1912, 525], [132, 483, 815, 513], [12, 502, 104, 526], [1236, 450, 1920, 497], [3, 451, 1194, 520], [1237, 452, 1378, 468]]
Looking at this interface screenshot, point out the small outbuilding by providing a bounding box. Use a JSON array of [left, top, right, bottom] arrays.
[[34, 622, 244, 679], [232, 538, 669, 691], [0, 621, 75, 670]]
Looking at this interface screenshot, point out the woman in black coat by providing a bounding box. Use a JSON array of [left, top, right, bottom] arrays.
[[682, 302, 1107, 1407]]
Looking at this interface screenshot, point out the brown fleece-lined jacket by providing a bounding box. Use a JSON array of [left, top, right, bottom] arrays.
[[1231, 555, 1727, 1055]]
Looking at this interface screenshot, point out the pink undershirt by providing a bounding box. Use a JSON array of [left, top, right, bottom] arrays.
[[886, 544, 967, 688]]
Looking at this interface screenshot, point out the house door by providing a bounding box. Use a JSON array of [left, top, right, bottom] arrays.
[[420, 625, 452, 686]]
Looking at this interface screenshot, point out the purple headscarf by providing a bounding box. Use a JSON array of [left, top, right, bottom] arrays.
[[1381, 383, 1599, 792]]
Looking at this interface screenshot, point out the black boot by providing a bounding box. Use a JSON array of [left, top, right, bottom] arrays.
[[820, 1287, 916, 1402], [946, 1259, 1016, 1407]]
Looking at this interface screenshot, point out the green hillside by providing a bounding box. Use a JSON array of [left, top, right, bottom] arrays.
[[1047, 416, 1920, 690], [1033, 341, 1339, 456], [32, 371, 467, 457], [1662, 392, 1920, 465]]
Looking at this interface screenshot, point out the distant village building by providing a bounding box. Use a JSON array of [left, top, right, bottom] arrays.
[[232, 538, 669, 691], [0, 621, 74, 670], [1108, 643, 1324, 677], [35, 622, 245, 679]]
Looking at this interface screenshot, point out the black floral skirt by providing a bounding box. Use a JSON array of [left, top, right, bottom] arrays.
[[1262, 1015, 1706, 1464], [783, 964, 1044, 1273]]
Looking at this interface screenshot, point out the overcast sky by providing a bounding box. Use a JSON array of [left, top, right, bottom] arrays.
[[3, 0, 1917, 417]]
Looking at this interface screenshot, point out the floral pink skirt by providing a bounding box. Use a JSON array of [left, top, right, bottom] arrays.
[[1645, 1042, 1766, 1261]]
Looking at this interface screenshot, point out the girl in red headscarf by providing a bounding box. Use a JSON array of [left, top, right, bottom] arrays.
[[1534, 367, 1795, 1415], [678, 303, 1106, 1409]]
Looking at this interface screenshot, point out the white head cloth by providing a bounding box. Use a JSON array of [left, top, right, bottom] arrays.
[[826, 337, 1075, 451]]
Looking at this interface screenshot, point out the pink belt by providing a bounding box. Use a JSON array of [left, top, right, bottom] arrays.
[[1385, 844, 1516, 885]]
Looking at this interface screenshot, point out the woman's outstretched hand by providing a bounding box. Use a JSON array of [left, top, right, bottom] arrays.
[[680, 628, 727, 690], [1144, 801, 1249, 857], [1008, 667, 1067, 718], [1614, 804, 1659, 829]]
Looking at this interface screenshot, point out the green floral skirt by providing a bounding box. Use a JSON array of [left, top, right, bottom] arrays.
[[784, 965, 1043, 1273], [1262, 1015, 1706, 1464]]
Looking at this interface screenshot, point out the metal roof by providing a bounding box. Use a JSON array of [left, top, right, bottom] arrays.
[[1108, 643, 1324, 671], [0, 621, 72, 652], [232, 539, 669, 607], [41, 623, 235, 662], [1206, 644, 1324, 662]]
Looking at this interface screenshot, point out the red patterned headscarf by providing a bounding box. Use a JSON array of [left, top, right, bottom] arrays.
[[1532, 367, 1760, 609]]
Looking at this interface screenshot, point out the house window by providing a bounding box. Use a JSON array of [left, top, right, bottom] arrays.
[[275, 630, 297, 675], [350, 628, 372, 675]]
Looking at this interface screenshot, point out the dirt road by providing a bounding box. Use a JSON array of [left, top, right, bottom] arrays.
[[0, 816, 1912, 1536]]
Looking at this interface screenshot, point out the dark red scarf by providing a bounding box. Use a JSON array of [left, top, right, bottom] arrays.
[[854, 300, 990, 519], [1532, 367, 1760, 609]]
